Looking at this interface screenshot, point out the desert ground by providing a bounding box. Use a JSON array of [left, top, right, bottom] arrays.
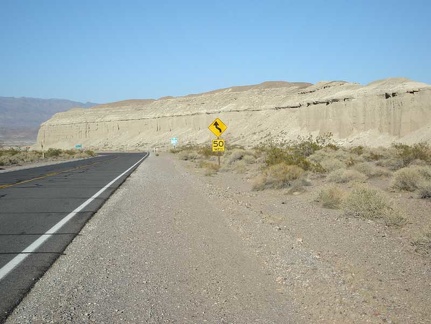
[[168, 143, 431, 323]]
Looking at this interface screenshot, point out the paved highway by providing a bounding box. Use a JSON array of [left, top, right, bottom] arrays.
[[0, 152, 148, 322]]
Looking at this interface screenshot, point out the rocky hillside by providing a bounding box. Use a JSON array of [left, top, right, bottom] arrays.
[[0, 97, 97, 145], [36, 78, 431, 150]]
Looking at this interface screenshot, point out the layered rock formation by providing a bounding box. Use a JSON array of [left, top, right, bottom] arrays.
[[36, 78, 431, 150]]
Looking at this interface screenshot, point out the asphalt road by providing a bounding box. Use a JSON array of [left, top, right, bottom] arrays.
[[0, 152, 148, 322]]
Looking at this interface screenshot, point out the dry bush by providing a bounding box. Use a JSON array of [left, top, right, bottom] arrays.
[[0, 155, 15, 166], [417, 166, 431, 179], [252, 163, 304, 190], [1, 151, 35, 165], [352, 162, 391, 178], [375, 143, 431, 170], [327, 169, 367, 183], [377, 157, 405, 171], [221, 149, 256, 173], [230, 160, 247, 173], [45, 148, 62, 158], [256, 134, 334, 172], [392, 142, 431, 166], [412, 231, 431, 255], [197, 160, 219, 176], [287, 175, 312, 194], [316, 185, 346, 209], [0, 148, 94, 166], [333, 149, 365, 165], [409, 159, 428, 167], [320, 158, 346, 172], [361, 147, 388, 162], [224, 149, 255, 164], [307, 149, 333, 164], [418, 182, 431, 199], [342, 186, 406, 227], [391, 166, 431, 192], [178, 150, 200, 161], [309, 148, 363, 167], [373, 147, 404, 170]]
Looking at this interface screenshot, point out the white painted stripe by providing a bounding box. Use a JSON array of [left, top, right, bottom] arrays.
[[0, 153, 148, 281]]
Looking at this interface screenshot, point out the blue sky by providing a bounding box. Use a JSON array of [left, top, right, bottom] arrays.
[[1, 0, 430, 103]]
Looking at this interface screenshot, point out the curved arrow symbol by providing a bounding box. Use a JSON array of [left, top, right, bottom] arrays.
[[213, 121, 222, 134]]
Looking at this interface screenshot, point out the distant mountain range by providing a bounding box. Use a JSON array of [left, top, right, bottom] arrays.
[[0, 97, 97, 145]]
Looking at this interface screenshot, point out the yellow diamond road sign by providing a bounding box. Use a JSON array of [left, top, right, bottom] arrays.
[[208, 118, 227, 137]]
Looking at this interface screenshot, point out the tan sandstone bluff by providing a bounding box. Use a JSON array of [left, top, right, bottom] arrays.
[[36, 78, 431, 150]]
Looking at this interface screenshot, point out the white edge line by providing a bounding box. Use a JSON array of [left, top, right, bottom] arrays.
[[0, 153, 149, 281]]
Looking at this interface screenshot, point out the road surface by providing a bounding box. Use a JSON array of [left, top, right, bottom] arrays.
[[0, 153, 148, 322]]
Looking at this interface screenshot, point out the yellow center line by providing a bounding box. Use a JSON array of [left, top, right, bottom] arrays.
[[0, 158, 113, 190]]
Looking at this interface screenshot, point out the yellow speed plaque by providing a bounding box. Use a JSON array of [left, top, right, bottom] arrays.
[[212, 139, 225, 152]]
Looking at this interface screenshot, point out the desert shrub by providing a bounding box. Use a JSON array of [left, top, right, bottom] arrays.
[[0, 155, 12, 166], [327, 169, 367, 183], [0, 148, 21, 158], [198, 145, 216, 158], [291, 133, 337, 157], [262, 144, 312, 170], [417, 166, 431, 180], [377, 143, 431, 170], [84, 150, 96, 157], [391, 166, 431, 192], [317, 185, 346, 209], [170, 144, 201, 154], [286, 178, 310, 194], [0, 148, 93, 166], [252, 163, 304, 190], [221, 149, 256, 173], [409, 159, 428, 166], [377, 157, 405, 171], [352, 162, 391, 178], [418, 182, 431, 199], [256, 134, 335, 172], [392, 142, 431, 166], [412, 232, 431, 255], [197, 160, 219, 176], [231, 160, 248, 173], [332, 149, 355, 162], [224, 149, 255, 166], [307, 149, 333, 164], [361, 147, 387, 162], [0, 151, 35, 165], [342, 186, 406, 226], [45, 148, 62, 158], [320, 158, 346, 172], [350, 145, 364, 156], [342, 186, 387, 219], [63, 149, 77, 156], [178, 150, 200, 161]]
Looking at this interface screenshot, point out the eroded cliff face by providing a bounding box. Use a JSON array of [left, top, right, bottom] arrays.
[[36, 78, 431, 150]]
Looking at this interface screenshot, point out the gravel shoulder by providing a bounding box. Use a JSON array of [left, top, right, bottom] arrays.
[[5, 152, 431, 323]]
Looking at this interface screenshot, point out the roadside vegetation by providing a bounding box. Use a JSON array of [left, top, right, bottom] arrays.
[[0, 147, 96, 167], [171, 136, 431, 255]]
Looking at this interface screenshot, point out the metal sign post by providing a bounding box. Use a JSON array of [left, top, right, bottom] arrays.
[[209, 118, 227, 167]]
